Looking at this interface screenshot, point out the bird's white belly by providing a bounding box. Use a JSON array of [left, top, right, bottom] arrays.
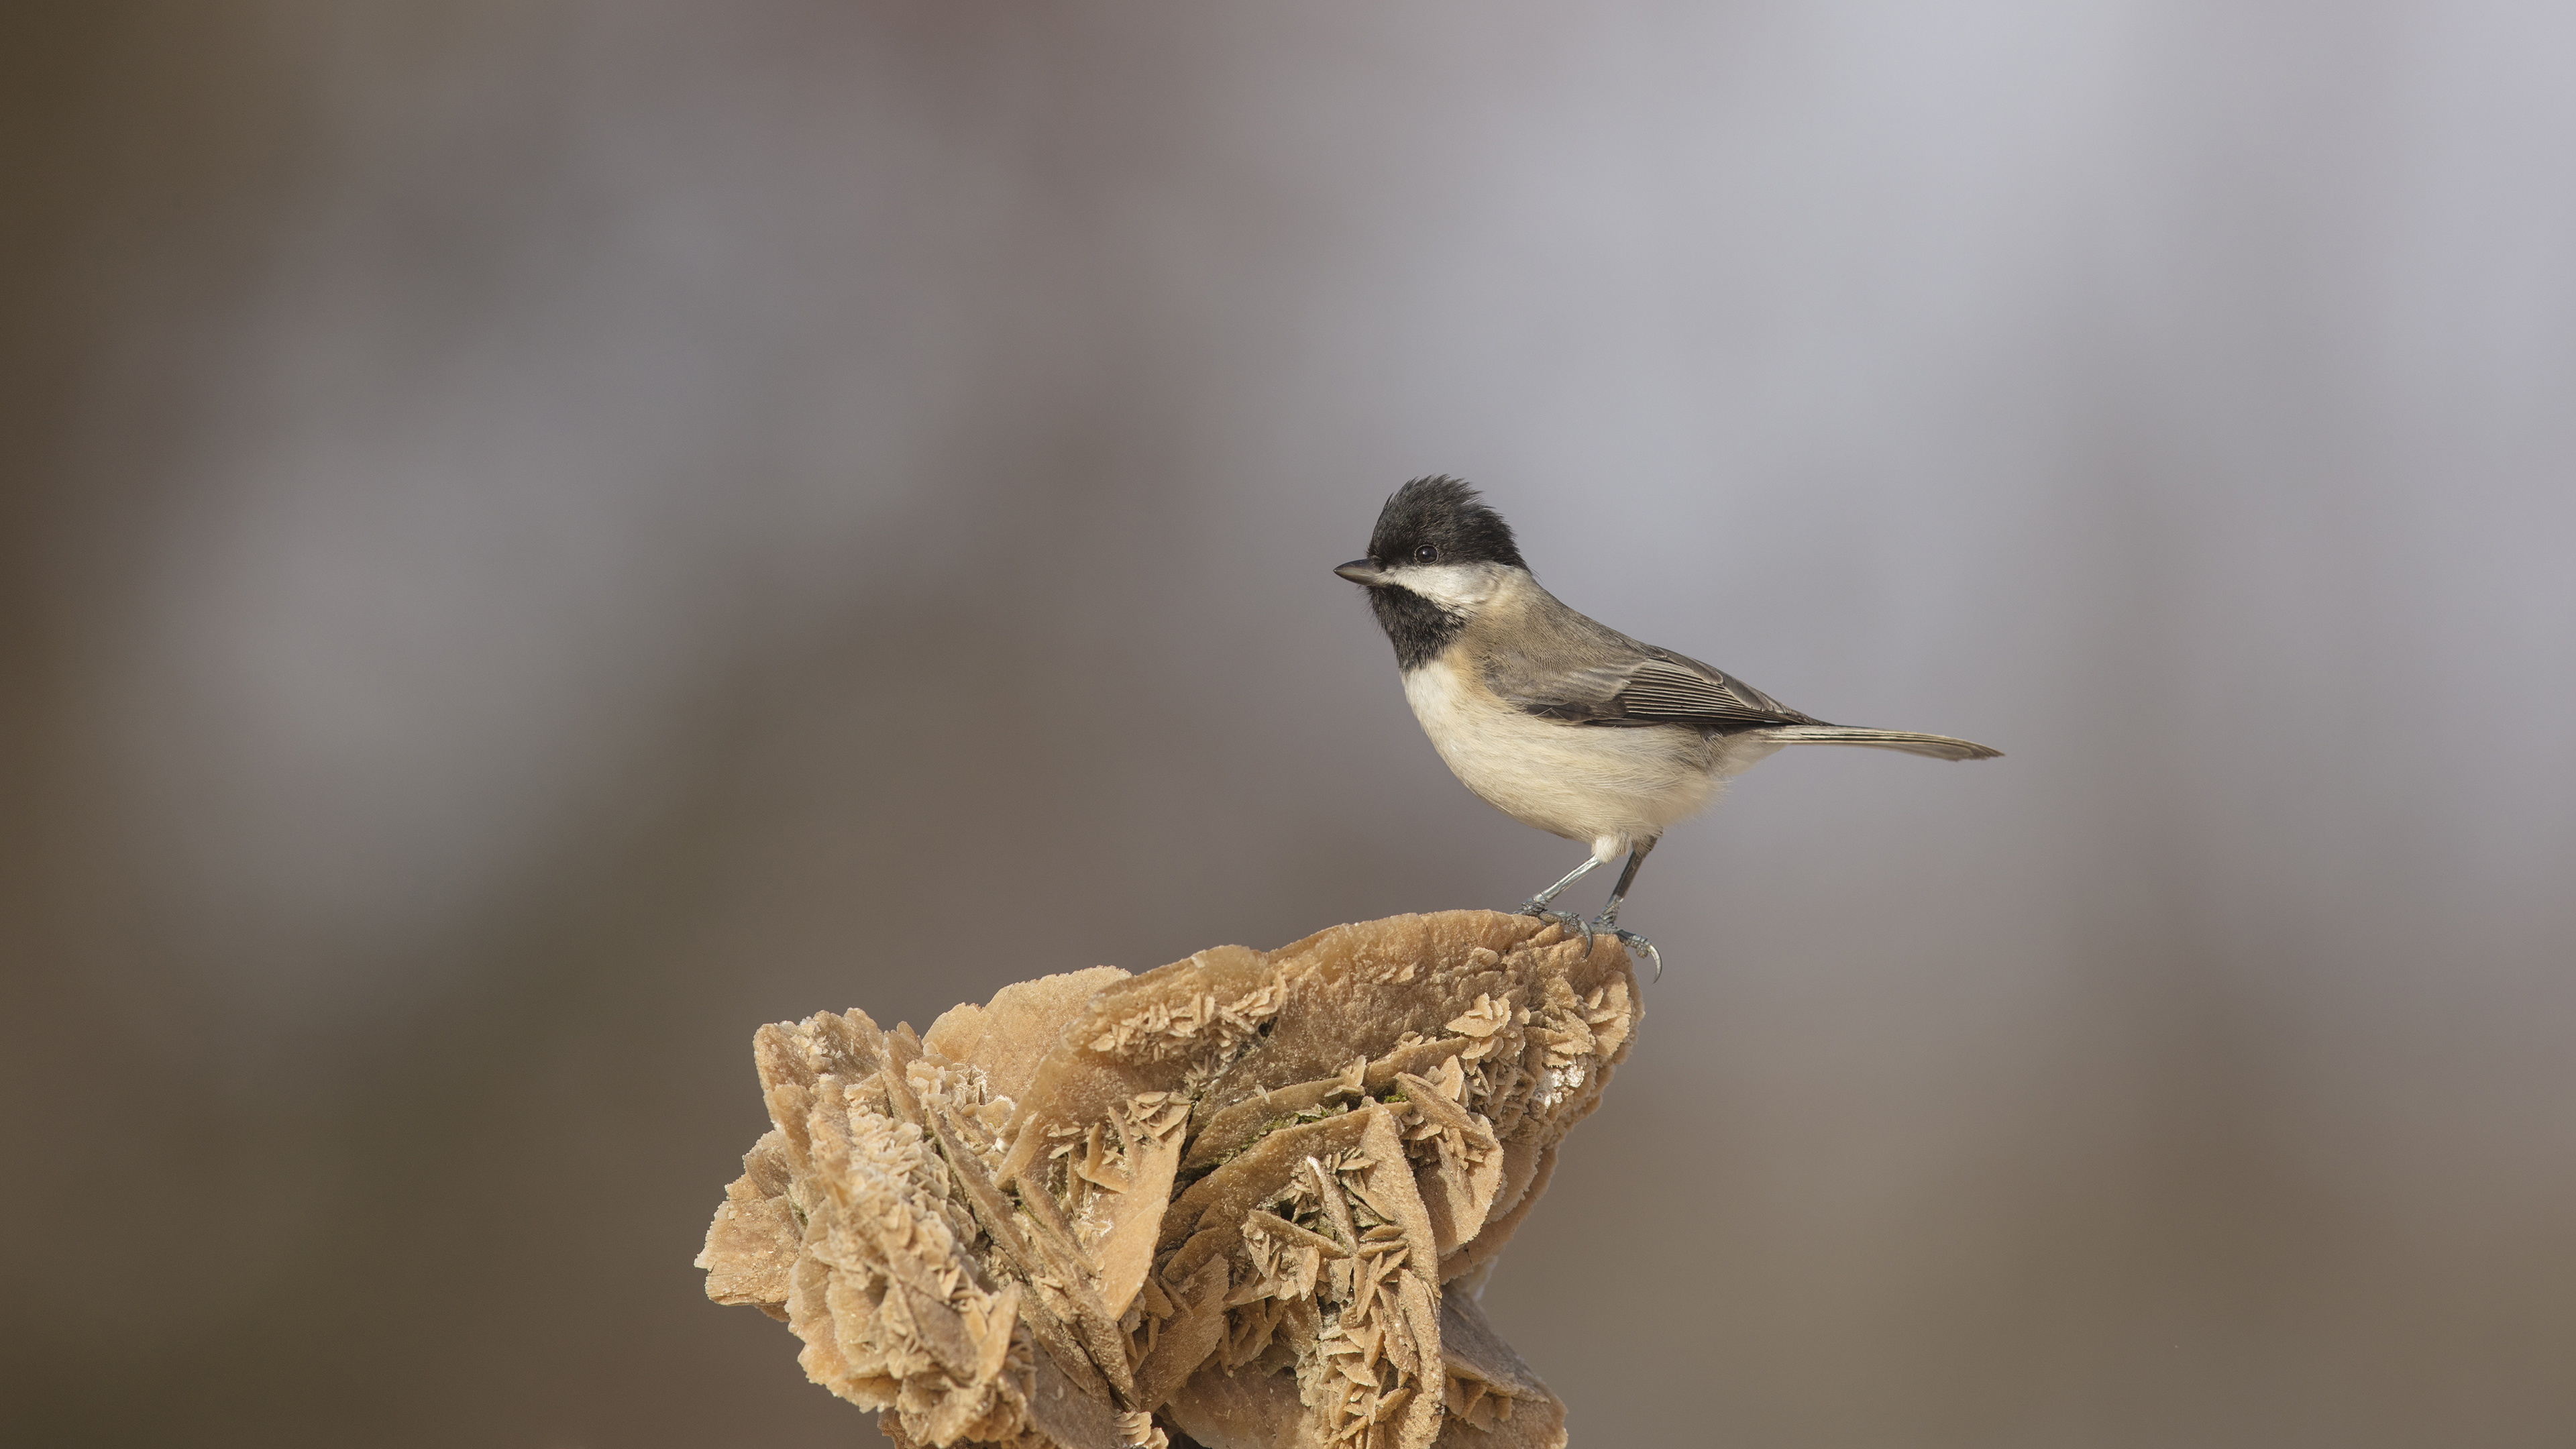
[[1403, 657, 1755, 858]]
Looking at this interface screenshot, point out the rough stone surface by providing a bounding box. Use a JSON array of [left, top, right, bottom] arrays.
[[697, 911, 1638, 1449]]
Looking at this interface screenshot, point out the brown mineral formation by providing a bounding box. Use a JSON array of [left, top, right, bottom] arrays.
[[696, 910, 1638, 1449]]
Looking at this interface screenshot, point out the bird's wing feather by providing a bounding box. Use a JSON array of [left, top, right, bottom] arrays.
[[1484, 625, 1818, 728]]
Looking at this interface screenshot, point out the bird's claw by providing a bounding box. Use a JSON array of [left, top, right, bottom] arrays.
[[1585, 916, 1664, 981], [1514, 902, 1595, 957], [1517, 901, 1660, 975]]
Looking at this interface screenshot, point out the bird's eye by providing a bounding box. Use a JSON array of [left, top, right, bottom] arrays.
[[1412, 544, 1439, 564]]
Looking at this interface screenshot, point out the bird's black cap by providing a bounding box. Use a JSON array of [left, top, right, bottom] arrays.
[[1366, 476, 1526, 570]]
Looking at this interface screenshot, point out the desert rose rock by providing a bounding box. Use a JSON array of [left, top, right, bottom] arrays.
[[697, 910, 1638, 1449]]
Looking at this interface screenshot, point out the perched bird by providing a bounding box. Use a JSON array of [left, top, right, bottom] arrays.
[[1336, 476, 1999, 973]]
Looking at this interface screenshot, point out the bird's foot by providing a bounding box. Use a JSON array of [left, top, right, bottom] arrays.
[[1514, 902, 1595, 957], [1587, 916, 1663, 981]]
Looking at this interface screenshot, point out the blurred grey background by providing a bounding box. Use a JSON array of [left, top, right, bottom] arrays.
[[5, 3, 2573, 1445]]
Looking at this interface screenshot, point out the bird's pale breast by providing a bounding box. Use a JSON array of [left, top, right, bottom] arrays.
[[1401, 653, 1731, 861]]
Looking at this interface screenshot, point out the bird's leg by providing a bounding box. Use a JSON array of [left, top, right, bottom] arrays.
[[1522, 855, 1603, 911], [1590, 841, 1654, 930], [1516, 853, 1604, 956], [1589, 839, 1664, 981]]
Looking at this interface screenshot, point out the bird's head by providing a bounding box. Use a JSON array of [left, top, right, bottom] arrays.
[[1334, 476, 1529, 666]]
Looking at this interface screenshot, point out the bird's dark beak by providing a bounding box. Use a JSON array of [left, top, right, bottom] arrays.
[[1334, 558, 1385, 586]]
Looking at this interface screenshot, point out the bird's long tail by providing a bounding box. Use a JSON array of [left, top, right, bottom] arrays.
[[1761, 725, 2002, 761]]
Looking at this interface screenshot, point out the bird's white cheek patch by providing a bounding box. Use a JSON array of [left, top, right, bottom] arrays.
[[1382, 561, 1510, 612]]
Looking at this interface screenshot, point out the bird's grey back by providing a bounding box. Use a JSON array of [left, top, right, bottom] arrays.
[[1470, 585, 1820, 731]]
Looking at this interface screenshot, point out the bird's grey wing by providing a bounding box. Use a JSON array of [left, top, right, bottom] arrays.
[[1485, 633, 1819, 729]]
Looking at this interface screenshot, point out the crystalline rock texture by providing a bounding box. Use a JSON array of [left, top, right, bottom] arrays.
[[696, 910, 1638, 1449]]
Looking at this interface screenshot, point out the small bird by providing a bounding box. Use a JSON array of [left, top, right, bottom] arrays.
[[1336, 476, 1999, 974]]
